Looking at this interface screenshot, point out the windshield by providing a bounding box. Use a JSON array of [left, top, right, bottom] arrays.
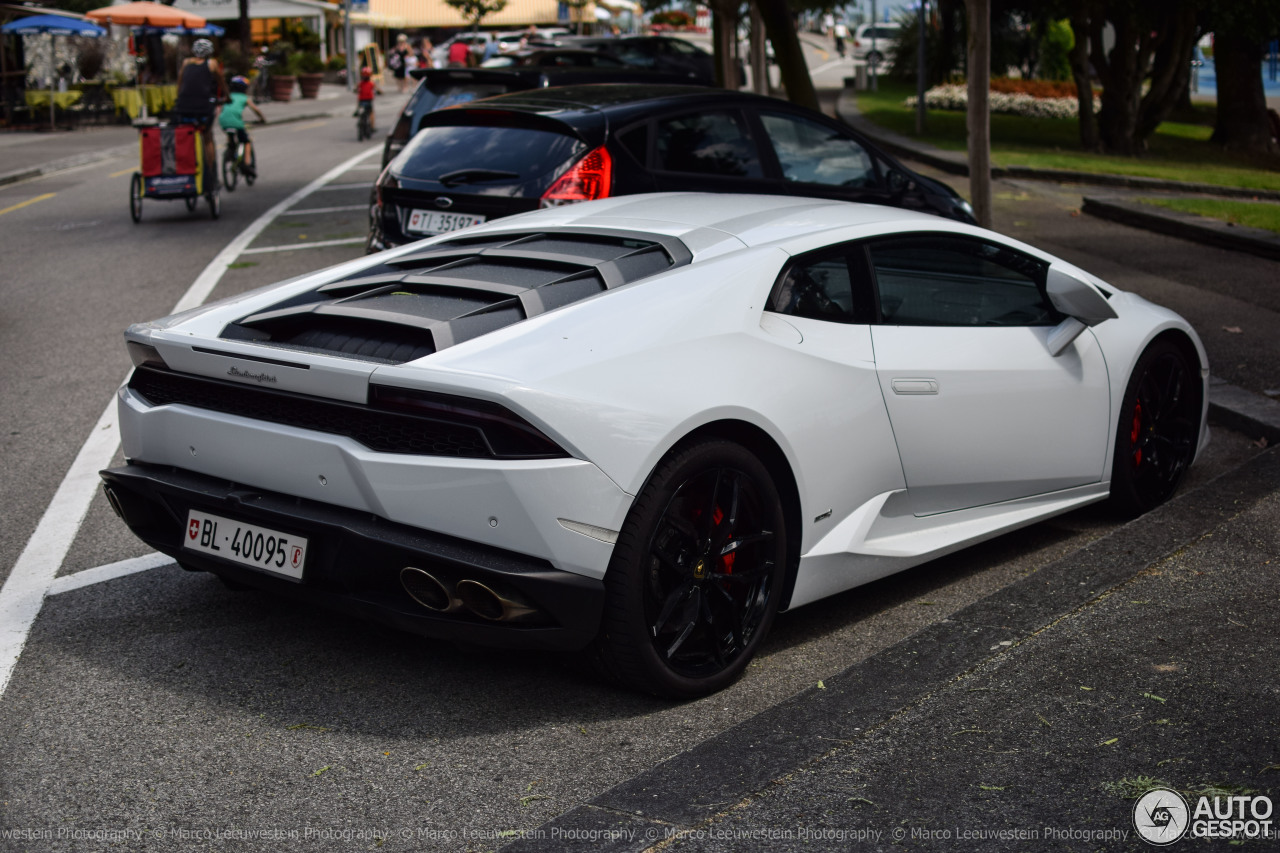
[[397, 123, 586, 183]]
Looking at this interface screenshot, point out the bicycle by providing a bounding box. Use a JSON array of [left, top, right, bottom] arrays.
[[356, 101, 373, 141], [221, 123, 261, 192]]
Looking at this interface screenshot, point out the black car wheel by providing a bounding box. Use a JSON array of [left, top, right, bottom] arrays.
[[593, 440, 786, 698], [1109, 339, 1199, 516]]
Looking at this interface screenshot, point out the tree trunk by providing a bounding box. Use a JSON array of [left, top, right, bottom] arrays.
[[1068, 9, 1097, 150], [710, 0, 738, 89], [1134, 3, 1197, 141], [755, 0, 817, 111], [1211, 31, 1275, 152], [238, 0, 251, 52]]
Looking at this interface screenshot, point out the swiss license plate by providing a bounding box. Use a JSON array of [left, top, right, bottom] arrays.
[[407, 209, 486, 235], [184, 509, 307, 580]]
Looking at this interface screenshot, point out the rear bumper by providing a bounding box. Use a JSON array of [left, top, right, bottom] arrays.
[[100, 462, 605, 650]]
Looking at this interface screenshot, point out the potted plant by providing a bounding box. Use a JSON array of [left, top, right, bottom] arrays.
[[268, 41, 296, 101], [294, 51, 325, 98]]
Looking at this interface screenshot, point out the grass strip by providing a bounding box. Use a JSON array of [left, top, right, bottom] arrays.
[[1135, 196, 1280, 234]]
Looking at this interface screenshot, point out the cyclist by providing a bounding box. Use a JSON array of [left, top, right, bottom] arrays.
[[355, 66, 376, 134], [219, 75, 265, 179], [173, 38, 222, 189]]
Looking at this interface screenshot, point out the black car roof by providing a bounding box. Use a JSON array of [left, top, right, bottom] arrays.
[[439, 85, 790, 127]]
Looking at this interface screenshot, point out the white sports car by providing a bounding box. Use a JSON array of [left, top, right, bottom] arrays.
[[102, 194, 1208, 697]]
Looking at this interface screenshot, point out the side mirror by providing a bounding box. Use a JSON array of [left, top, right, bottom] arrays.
[[1045, 264, 1117, 326], [886, 168, 911, 194]]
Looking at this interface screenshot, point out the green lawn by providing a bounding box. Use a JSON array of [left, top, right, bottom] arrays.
[[1135, 197, 1280, 234], [856, 81, 1280, 192]]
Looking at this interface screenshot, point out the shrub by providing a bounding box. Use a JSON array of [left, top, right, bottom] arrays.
[[905, 82, 1099, 119]]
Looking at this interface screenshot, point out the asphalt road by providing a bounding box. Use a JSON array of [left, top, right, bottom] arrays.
[[0, 62, 1276, 852]]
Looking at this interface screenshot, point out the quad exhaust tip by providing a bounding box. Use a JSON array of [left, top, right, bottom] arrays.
[[399, 568, 539, 623]]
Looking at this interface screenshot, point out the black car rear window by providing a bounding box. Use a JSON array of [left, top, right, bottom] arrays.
[[397, 124, 586, 182], [413, 83, 513, 127]]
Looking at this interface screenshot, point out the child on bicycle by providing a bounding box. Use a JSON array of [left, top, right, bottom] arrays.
[[218, 75, 265, 178], [355, 66, 376, 133]]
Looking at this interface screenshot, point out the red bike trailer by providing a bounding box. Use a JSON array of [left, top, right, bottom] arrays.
[[129, 122, 220, 222]]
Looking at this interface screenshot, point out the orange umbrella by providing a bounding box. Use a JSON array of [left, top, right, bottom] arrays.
[[86, 2, 206, 28]]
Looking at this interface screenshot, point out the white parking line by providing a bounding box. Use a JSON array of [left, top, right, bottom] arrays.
[[47, 553, 174, 596], [313, 182, 373, 191], [0, 145, 382, 699], [286, 204, 368, 215], [242, 237, 366, 254]]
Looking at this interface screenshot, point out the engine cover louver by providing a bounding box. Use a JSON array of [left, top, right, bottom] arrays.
[[220, 228, 692, 364]]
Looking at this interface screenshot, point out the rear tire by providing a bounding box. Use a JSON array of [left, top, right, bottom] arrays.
[[222, 145, 238, 192], [244, 147, 257, 186], [129, 173, 143, 223], [184, 196, 197, 212], [1109, 339, 1199, 516], [591, 440, 787, 698], [207, 187, 220, 220]]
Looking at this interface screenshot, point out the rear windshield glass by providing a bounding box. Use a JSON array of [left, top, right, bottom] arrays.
[[397, 124, 585, 182], [410, 83, 513, 128]]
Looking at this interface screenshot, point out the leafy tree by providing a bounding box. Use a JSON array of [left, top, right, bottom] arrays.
[[444, 0, 509, 37]]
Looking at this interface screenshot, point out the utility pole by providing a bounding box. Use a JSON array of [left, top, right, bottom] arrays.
[[869, 0, 877, 92], [915, 0, 926, 135], [966, 0, 991, 228], [344, 0, 355, 92]]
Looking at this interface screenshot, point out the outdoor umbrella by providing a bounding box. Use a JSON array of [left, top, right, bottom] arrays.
[[86, 2, 206, 29], [1, 14, 108, 130]]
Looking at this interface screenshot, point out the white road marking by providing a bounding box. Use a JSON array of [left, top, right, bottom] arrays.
[[286, 204, 368, 215], [241, 236, 366, 254], [0, 145, 382, 699], [47, 553, 174, 596], [313, 182, 373, 191]]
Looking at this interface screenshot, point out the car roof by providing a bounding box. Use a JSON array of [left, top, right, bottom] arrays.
[[458, 193, 947, 256], [437, 84, 804, 125]]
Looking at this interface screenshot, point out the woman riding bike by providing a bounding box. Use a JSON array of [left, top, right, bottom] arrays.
[[219, 75, 265, 183], [173, 38, 222, 189]]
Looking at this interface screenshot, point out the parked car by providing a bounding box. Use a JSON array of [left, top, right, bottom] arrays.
[[369, 85, 974, 251], [531, 35, 715, 84], [380, 69, 702, 168], [480, 49, 631, 69], [852, 21, 900, 65], [102, 193, 1209, 697], [430, 32, 492, 66]]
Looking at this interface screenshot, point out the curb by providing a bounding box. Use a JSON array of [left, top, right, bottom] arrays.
[[0, 112, 341, 188], [1210, 377, 1280, 444], [1082, 195, 1280, 263], [833, 87, 1280, 202]]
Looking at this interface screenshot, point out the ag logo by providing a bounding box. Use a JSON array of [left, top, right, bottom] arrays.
[[1134, 788, 1190, 845]]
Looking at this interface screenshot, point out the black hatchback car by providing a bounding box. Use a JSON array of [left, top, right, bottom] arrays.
[[368, 86, 975, 252]]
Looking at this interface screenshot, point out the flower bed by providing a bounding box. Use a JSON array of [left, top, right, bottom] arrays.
[[906, 79, 1100, 119]]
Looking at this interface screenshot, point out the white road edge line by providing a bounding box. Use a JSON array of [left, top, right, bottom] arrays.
[[241, 237, 366, 254], [0, 145, 382, 699]]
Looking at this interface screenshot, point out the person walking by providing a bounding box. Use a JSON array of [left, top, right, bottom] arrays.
[[447, 37, 471, 67], [833, 20, 848, 58], [173, 38, 222, 188], [389, 33, 410, 93]]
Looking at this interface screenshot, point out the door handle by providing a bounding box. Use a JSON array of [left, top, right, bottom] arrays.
[[891, 378, 939, 395]]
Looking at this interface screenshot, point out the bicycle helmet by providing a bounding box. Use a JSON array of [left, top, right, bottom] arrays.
[[192, 39, 213, 58], [230, 75, 249, 93], [360, 66, 372, 78]]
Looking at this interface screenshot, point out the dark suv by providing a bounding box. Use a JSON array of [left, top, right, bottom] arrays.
[[368, 85, 975, 252]]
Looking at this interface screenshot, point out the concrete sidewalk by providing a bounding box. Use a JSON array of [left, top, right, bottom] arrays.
[[0, 82, 389, 188]]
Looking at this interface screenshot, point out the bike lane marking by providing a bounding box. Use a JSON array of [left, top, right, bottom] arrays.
[[0, 145, 383, 699], [0, 192, 55, 216]]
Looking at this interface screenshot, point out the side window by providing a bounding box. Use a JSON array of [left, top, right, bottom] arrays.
[[759, 112, 875, 188], [768, 250, 871, 324], [654, 111, 763, 178], [867, 236, 1060, 327]]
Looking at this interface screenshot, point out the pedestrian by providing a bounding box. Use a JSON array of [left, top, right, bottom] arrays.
[[833, 20, 848, 58], [173, 38, 222, 188], [404, 48, 418, 76], [481, 36, 499, 64], [447, 37, 470, 67], [389, 33, 410, 92], [417, 38, 433, 70]]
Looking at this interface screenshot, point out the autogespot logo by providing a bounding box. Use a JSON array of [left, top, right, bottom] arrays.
[[1134, 788, 1190, 846]]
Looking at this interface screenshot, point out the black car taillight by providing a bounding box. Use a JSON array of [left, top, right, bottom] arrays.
[[370, 386, 568, 459], [540, 146, 612, 208]]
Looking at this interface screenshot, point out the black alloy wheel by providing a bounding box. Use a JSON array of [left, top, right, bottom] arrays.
[[129, 173, 143, 223], [1110, 339, 1199, 516], [594, 440, 787, 698]]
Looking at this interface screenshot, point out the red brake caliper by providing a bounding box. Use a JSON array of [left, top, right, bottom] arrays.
[[712, 507, 734, 575], [1130, 401, 1143, 468]]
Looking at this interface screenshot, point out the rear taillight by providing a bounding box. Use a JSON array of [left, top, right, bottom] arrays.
[[540, 146, 612, 208], [370, 386, 568, 459], [376, 173, 399, 208]]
